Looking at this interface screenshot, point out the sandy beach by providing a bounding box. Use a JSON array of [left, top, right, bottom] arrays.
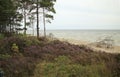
[[60, 38, 120, 53]]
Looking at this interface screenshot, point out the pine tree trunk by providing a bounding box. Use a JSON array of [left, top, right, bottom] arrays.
[[24, 9, 26, 35], [36, 0, 39, 38], [43, 7, 46, 37]]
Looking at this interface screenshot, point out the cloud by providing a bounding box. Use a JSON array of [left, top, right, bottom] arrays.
[[46, 0, 120, 29]]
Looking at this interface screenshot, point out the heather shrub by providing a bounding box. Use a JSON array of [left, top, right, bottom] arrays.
[[33, 56, 111, 77], [0, 54, 11, 60], [0, 36, 26, 54], [116, 54, 120, 63], [0, 36, 119, 77], [23, 46, 42, 58], [2, 56, 36, 77], [38, 36, 48, 42], [23, 36, 40, 46], [112, 54, 120, 77], [0, 36, 41, 54], [54, 56, 71, 65]]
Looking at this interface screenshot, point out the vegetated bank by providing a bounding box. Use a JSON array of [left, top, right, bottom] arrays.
[[0, 34, 120, 77]]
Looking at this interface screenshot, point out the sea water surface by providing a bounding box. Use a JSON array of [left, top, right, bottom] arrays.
[[27, 30, 120, 46]]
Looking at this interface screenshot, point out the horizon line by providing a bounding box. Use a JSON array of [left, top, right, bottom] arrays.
[[28, 28, 120, 31]]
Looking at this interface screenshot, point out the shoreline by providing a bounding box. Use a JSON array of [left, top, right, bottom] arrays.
[[59, 38, 120, 53]]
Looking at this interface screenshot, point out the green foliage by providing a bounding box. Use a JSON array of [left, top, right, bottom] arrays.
[[2, 32, 15, 37], [0, 36, 119, 77], [54, 56, 71, 65], [0, 0, 56, 36], [33, 56, 112, 77], [0, 36, 25, 54], [113, 54, 120, 77], [116, 54, 120, 63], [0, 54, 11, 59], [0, 0, 22, 33], [0, 33, 4, 39], [0, 36, 41, 54], [11, 43, 19, 53], [23, 36, 40, 46]]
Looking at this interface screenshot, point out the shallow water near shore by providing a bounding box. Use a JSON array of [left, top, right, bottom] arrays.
[[27, 30, 120, 46]]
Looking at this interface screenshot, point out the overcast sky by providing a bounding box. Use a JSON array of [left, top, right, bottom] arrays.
[[46, 0, 120, 30]]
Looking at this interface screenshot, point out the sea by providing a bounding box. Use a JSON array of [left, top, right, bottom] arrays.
[[26, 30, 120, 46]]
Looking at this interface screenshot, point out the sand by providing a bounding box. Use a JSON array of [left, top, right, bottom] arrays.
[[60, 38, 120, 53]]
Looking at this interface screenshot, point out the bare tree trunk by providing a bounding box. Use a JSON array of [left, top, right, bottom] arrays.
[[29, 15, 34, 36], [43, 7, 46, 37], [24, 8, 26, 35], [32, 21, 34, 36], [9, 20, 12, 32], [36, 0, 39, 38]]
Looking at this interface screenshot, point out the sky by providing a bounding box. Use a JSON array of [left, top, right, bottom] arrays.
[[46, 0, 120, 30]]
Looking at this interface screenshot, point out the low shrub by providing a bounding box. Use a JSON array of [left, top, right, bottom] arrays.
[[0, 36, 119, 77], [0, 54, 11, 60], [112, 54, 120, 77], [0, 36, 26, 54], [0, 34, 4, 39], [33, 56, 112, 77], [11, 43, 19, 53], [0, 36, 40, 54], [2, 32, 15, 37], [1, 56, 36, 77]]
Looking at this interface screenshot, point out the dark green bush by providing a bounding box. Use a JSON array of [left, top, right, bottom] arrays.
[[0, 36, 40, 54], [33, 56, 112, 77], [0, 54, 11, 60], [112, 54, 120, 77], [2, 32, 17, 37], [0, 36, 26, 54], [116, 54, 120, 63], [0, 34, 4, 39]]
